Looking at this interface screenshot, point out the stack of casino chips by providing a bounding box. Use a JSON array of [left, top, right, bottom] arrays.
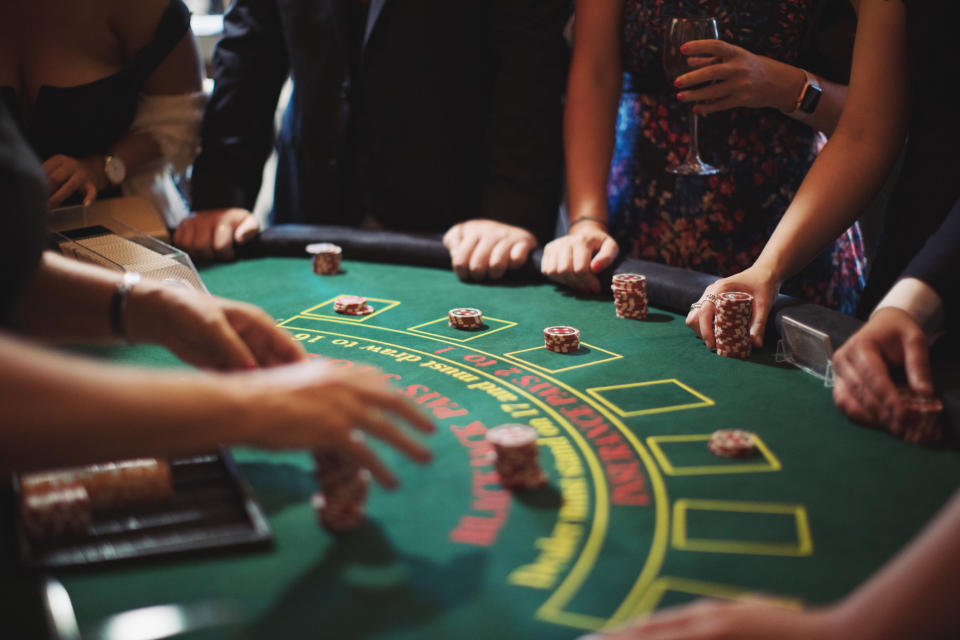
[[312, 448, 370, 533], [708, 429, 758, 458], [306, 243, 342, 275], [544, 326, 580, 353], [333, 295, 374, 316], [893, 388, 944, 446], [20, 483, 92, 539], [611, 273, 648, 320], [713, 292, 753, 359], [448, 307, 483, 330], [18, 458, 173, 538], [486, 424, 547, 490]]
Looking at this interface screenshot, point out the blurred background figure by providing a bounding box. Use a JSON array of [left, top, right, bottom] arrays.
[[0, 0, 205, 227]]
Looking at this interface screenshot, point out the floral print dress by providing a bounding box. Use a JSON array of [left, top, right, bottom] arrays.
[[608, 0, 865, 312]]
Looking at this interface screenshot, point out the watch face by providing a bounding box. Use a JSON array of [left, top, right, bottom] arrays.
[[105, 156, 126, 185], [800, 85, 822, 114]]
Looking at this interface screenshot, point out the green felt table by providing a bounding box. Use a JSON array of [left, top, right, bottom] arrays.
[[6, 255, 960, 639]]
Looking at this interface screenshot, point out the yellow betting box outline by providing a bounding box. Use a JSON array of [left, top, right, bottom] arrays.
[[646, 434, 782, 476], [406, 315, 517, 342], [586, 379, 714, 418], [626, 577, 802, 619], [273, 317, 671, 632], [301, 295, 401, 323], [672, 499, 813, 557], [503, 342, 623, 374]]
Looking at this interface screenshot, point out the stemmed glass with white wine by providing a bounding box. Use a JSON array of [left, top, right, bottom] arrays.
[[662, 16, 720, 175]]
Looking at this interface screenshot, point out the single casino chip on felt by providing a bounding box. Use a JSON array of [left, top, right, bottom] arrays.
[[708, 429, 758, 458]]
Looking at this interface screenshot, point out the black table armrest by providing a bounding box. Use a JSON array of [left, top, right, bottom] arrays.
[[248, 224, 958, 438]]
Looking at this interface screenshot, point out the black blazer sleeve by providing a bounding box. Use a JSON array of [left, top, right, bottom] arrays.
[[481, 0, 569, 242], [901, 195, 960, 325], [190, 0, 291, 212], [0, 105, 48, 328]]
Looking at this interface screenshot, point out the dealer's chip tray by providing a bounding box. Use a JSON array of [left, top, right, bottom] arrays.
[[14, 450, 272, 568]]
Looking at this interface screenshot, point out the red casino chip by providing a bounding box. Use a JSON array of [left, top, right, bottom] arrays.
[[895, 388, 944, 445], [333, 295, 370, 315], [306, 243, 342, 275], [544, 326, 581, 353], [487, 424, 547, 490], [448, 307, 484, 330], [612, 273, 648, 320], [708, 429, 758, 458]]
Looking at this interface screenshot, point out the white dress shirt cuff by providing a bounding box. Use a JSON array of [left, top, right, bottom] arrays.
[[872, 277, 944, 336]]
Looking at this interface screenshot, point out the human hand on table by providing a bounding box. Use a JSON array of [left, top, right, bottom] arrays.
[[832, 307, 933, 431], [233, 361, 434, 488], [579, 597, 842, 640], [125, 279, 307, 370], [674, 40, 805, 116], [443, 219, 537, 281], [685, 265, 780, 350], [43, 154, 106, 207], [541, 220, 619, 294], [174, 208, 262, 262]]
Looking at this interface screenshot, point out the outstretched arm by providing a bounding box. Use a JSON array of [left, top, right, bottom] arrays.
[[686, 0, 908, 349], [0, 334, 434, 483], [541, 0, 622, 294]]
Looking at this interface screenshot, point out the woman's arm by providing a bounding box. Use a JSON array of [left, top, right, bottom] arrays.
[[16, 252, 307, 370], [541, 0, 622, 294], [687, 0, 908, 349]]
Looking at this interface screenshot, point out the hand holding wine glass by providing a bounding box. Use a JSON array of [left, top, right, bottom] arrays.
[[663, 17, 720, 175]]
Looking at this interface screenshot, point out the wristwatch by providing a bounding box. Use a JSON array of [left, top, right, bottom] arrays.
[[794, 70, 822, 115], [104, 154, 127, 186]]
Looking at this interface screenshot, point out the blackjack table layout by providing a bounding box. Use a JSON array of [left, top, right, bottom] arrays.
[[4, 227, 960, 640]]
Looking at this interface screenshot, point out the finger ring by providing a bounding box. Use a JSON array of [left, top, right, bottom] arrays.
[[690, 302, 702, 310], [702, 293, 717, 305]]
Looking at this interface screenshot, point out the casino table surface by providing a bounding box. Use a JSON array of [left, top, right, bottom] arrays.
[[4, 234, 960, 640]]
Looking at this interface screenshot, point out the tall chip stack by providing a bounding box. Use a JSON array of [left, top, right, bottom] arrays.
[[312, 448, 370, 532], [895, 388, 944, 445], [307, 243, 342, 275], [611, 273, 648, 319], [486, 424, 547, 489], [714, 292, 753, 359]]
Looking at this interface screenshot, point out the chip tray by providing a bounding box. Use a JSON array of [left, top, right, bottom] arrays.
[[14, 450, 272, 568]]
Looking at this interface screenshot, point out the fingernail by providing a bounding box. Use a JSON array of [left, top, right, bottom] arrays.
[[680, 43, 690, 53], [674, 78, 682, 88], [676, 92, 685, 101]]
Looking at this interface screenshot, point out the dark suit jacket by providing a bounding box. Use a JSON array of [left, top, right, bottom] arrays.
[[191, 0, 569, 242], [902, 196, 960, 326]]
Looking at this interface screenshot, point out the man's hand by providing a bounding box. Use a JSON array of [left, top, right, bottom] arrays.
[[541, 221, 619, 294], [832, 307, 933, 431], [174, 208, 261, 262], [44, 155, 106, 207], [443, 219, 537, 281], [581, 597, 842, 640], [234, 361, 435, 488], [685, 265, 781, 350], [126, 280, 306, 370]]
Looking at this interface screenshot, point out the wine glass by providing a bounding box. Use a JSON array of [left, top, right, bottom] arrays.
[[663, 17, 720, 176]]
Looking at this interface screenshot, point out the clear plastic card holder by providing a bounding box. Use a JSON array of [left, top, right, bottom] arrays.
[[49, 204, 207, 293], [775, 315, 835, 387]]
